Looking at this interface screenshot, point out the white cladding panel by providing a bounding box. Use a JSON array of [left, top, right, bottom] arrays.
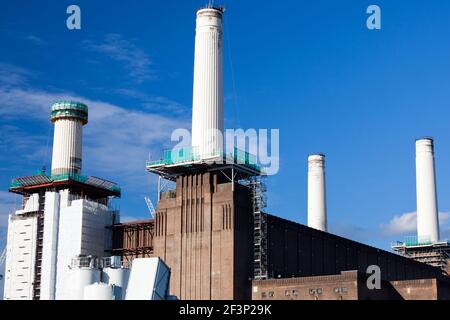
[[55, 198, 114, 299], [83, 282, 114, 300], [3, 214, 38, 300], [191, 8, 224, 159], [15, 194, 40, 214], [125, 257, 170, 300], [66, 268, 101, 300], [416, 139, 440, 243], [51, 119, 83, 175], [102, 267, 130, 300], [307, 154, 327, 232]]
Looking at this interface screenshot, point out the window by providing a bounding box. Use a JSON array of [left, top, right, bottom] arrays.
[[285, 290, 290, 296], [317, 288, 323, 295], [292, 289, 299, 296], [268, 291, 274, 297], [261, 292, 267, 298], [309, 289, 316, 295], [334, 287, 348, 294]]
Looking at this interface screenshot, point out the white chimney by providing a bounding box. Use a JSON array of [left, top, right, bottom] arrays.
[[191, 6, 224, 159], [416, 138, 440, 243], [308, 154, 327, 232], [50, 101, 88, 176]]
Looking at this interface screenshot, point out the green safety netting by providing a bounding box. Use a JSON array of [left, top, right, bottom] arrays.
[[147, 146, 260, 171], [404, 236, 432, 247]]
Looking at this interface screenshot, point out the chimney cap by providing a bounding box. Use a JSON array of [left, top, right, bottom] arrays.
[[197, 5, 225, 15], [50, 100, 88, 124], [308, 153, 325, 158], [415, 136, 434, 142]]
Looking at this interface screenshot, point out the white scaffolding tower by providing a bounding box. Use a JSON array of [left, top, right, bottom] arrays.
[[249, 176, 268, 280]]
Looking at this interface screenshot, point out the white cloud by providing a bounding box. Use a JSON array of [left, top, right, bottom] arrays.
[[0, 63, 189, 194], [380, 211, 450, 236], [24, 35, 47, 46], [84, 34, 154, 83], [0, 63, 33, 87], [0, 124, 48, 171], [114, 88, 187, 115]]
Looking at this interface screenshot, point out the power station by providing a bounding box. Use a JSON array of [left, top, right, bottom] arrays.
[[2, 6, 450, 300]]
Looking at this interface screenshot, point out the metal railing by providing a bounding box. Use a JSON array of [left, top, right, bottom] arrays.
[[146, 146, 261, 171], [392, 235, 434, 248], [9, 173, 121, 194]]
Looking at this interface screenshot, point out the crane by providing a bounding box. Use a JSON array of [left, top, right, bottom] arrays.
[[144, 197, 156, 218]]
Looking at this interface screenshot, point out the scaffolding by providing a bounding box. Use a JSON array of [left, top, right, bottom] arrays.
[[31, 191, 45, 300], [9, 173, 121, 197], [32, 212, 44, 300], [111, 220, 154, 266], [146, 147, 262, 182], [392, 238, 450, 274], [249, 176, 268, 280]]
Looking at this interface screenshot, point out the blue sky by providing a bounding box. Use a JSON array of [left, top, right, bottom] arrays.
[[1, 0, 450, 254]]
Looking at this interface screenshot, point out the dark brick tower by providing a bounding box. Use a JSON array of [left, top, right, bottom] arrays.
[[153, 172, 254, 300]]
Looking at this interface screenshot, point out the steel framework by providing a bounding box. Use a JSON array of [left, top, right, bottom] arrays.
[[246, 176, 268, 280], [392, 240, 450, 274], [111, 220, 155, 266]]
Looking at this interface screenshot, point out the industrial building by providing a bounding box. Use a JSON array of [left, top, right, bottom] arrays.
[[117, 6, 450, 300], [3, 101, 121, 300], [3, 101, 170, 300], [2, 5, 450, 300]]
